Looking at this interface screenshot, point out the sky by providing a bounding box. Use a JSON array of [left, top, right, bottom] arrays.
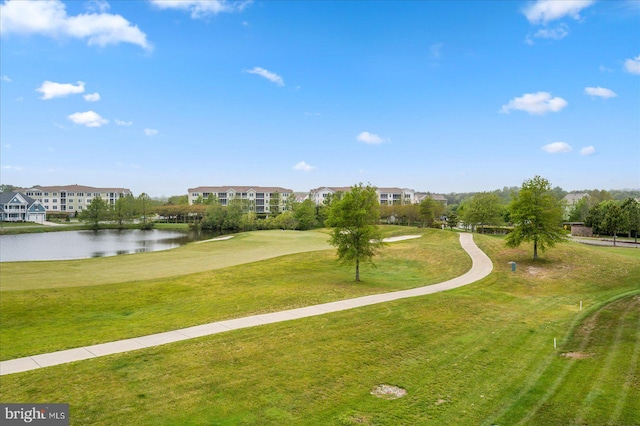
[[1, 0, 639, 197]]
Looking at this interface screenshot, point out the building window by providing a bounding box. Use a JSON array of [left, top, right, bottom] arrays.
[[53, 206, 58, 210]]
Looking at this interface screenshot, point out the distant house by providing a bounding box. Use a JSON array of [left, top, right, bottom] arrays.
[[562, 193, 589, 206], [0, 192, 46, 223], [415, 192, 448, 206], [561, 192, 590, 218]]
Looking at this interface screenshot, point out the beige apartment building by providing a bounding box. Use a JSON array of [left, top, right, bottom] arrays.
[[18, 185, 132, 214], [188, 186, 294, 214]]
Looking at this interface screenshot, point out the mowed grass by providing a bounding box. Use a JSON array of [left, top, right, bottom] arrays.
[[1, 232, 639, 425], [0, 228, 467, 360], [0, 229, 335, 290]]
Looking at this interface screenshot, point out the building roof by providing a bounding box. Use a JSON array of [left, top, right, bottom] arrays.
[[415, 192, 447, 202], [20, 185, 132, 194], [562, 193, 589, 204], [188, 186, 293, 194], [0, 191, 37, 206]]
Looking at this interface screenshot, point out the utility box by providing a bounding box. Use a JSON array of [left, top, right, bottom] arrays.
[[509, 261, 516, 272]]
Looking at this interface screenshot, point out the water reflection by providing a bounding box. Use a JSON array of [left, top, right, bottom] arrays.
[[0, 229, 218, 262]]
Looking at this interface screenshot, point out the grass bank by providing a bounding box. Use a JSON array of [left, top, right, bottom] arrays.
[[1, 233, 638, 425]]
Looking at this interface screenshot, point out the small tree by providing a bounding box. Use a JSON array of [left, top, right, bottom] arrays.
[[325, 183, 384, 282], [80, 196, 109, 231], [505, 175, 567, 260], [418, 197, 444, 227], [293, 199, 318, 230], [446, 211, 459, 230], [621, 198, 640, 243], [601, 201, 626, 246], [463, 192, 503, 233]]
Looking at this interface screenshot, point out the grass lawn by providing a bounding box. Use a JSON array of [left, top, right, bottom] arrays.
[[1, 231, 638, 425], [1, 229, 333, 290], [0, 227, 466, 360]]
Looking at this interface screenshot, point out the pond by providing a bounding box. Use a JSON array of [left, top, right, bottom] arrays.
[[0, 229, 215, 262]]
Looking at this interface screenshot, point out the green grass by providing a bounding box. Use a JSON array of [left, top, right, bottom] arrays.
[[1, 231, 638, 425], [1, 229, 333, 290], [0, 228, 464, 360], [0, 222, 45, 228]]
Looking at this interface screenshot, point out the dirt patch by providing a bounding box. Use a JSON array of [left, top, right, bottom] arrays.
[[526, 266, 544, 276], [435, 399, 447, 405], [561, 352, 591, 359], [370, 384, 407, 400]]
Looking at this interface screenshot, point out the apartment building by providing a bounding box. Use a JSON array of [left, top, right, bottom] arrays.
[[310, 186, 421, 205], [188, 186, 294, 214], [17, 185, 132, 214]]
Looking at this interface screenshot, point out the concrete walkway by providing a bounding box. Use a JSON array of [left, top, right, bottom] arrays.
[[0, 233, 493, 376]]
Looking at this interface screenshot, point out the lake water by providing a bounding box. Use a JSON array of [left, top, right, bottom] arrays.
[[0, 229, 211, 262]]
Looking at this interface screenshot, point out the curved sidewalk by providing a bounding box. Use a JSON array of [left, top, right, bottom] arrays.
[[1, 233, 493, 376]]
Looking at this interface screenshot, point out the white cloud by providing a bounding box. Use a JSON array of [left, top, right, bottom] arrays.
[[86, 0, 110, 13], [534, 24, 569, 40], [83, 92, 101, 102], [3, 165, 23, 171], [584, 86, 617, 99], [149, 0, 251, 19], [542, 142, 572, 153], [624, 55, 640, 75], [0, 0, 151, 50], [523, 0, 595, 24], [245, 67, 284, 86], [68, 110, 108, 127], [115, 119, 133, 126], [1, 75, 11, 82], [37, 80, 85, 100], [357, 131, 386, 145], [580, 145, 596, 155], [293, 161, 316, 172], [144, 128, 158, 136], [500, 92, 568, 115]]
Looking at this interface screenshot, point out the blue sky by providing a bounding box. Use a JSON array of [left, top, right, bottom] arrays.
[[1, 0, 639, 197]]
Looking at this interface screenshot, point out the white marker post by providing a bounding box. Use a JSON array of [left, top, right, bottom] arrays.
[[554, 338, 557, 349], [580, 301, 582, 311]]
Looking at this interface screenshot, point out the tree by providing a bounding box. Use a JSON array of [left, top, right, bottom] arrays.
[[79, 196, 109, 230], [325, 183, 384, 282], [294, 199, 318, 230], [112, 194, 136, 228], [567, 196, 590, 222], [462, 192, 503, 233], [621, 198, 640, 243], [167, 194, 188, 205], [137, 193, 154, 230], [418, 197, 445, 227], [269, 192, 281, 216], [505, 176, 567, 260], [601, 201, 626, 246], [446, 211, 459, 230]]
